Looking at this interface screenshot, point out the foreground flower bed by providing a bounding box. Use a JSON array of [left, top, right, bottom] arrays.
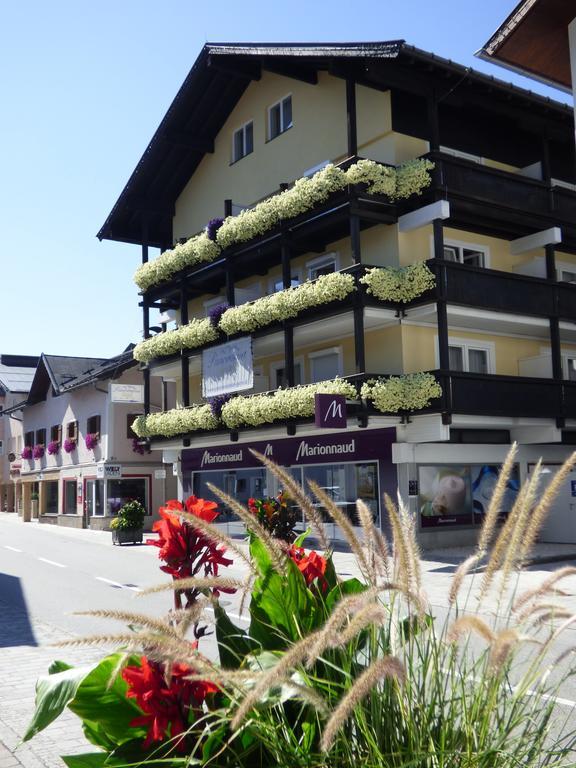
[[134, 158, 434, 291], [25, 448, 576, 767]]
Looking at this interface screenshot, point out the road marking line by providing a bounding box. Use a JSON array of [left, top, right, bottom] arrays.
[[4, 546, 22, 552], [125, 585, 142, 593], [95, 576, 124, 589], [37, 557, 66, 568], [205, 605, 247, 623]]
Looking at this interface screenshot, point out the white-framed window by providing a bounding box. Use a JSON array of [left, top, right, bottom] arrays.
[[563, 355, 576, 381], [438, 238, 489, 269], [270, 358, 304, 389], [438, 337, 495, 374], [235, 283, 261, 304], [307, 252, 339, 280], [232, 120, 253, 163], [268, 95, 292, 140], [269, 270, 301, 293], [558, 267, 576, 284], [309, 347, 343, 383]]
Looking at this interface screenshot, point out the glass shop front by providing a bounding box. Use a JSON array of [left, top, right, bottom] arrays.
[[182, 428, 397, 542]]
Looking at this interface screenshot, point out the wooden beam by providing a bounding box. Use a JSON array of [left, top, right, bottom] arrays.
[[263, 60, 318, 85], [510, 227, 562, 255], [162, 131, 214, 153], [125, 196, 175, 217], [207, 55, 261, 81], [346, 77, 358, 157], [398, 200, 450, 232]]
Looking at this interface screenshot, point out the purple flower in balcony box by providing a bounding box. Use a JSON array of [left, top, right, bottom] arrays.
[[32, 444, 45, 460], [85, 432, 99, 451], [132, 437, 151, 455], [208, 302, 229, 328], [208, 393, 230, 418], [206, 217, 224, 242], [21, 446, 33, 460], [47, 440, 60, 455], [63, 438, 77, 454]]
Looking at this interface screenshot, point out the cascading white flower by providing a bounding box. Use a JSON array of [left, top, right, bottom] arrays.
[[131, 405, 219, 438], [133, 318, 218, 362], [361, 373, 441, 413], [360, 262, 436, 303], [133, 159, 435, 292]]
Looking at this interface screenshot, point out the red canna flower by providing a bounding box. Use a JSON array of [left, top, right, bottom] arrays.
[[288, 545, 329, 593], [122, 655, 218, 750]]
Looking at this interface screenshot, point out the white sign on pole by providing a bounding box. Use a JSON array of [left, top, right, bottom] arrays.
[[154, 468, 167, 480], [97, 463, 122, 479], [202, 336, 254, 398], [110, 383, 144, 404]]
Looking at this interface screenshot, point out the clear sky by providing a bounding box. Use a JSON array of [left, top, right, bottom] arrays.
[[1, 0, 569, 360]]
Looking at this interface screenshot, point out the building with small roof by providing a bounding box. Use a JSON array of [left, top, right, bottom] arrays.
[[3, 348, 176, 529]]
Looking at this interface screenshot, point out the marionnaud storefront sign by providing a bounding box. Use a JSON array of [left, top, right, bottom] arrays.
[[202, 336, 253, 398], [181, 428, 395, 473], [314, 393, 347, 428]]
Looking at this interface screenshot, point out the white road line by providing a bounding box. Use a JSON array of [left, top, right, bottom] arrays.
[[37, 557, 66, 568], [205, 605, 247, 624], [95, 576, 124, 589], [4, 546, 22, 553], [95, 577, 142, 592], [526, 689, 576, 708]]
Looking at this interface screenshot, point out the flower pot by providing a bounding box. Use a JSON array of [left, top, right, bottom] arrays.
[[112, 528, 143, 545]]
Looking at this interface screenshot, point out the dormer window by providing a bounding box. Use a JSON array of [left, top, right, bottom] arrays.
[[268, 95, 292, 140], [232, 121, 253, 163]]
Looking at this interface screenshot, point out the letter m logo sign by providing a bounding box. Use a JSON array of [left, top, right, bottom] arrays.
[[314, 393, 347, 429]]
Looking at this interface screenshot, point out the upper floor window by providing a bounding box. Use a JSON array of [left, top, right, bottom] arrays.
[[268, 95, 292, 140], [443, 241, 488, 269], [307, 253, 339, 280], [271, 359, 303, 389], [559, 268, 576, 284], [447, 339, 494, 375], [563, 356, 576, 381], [24, 431, 34, 448], [309, 347, 343, 383], [87, 415, 101, 436], [271, 272, 301, 293], [50, 425, 62, 443], [67, 420, 78, 441], [35, 428, 46, 446], [232, 121, 253, 163]]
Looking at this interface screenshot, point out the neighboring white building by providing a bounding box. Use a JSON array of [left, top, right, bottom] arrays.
[[0, 354, 38, 513], [5, 347, 177, 529]]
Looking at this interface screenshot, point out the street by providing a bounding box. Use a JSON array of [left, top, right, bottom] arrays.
[[2, 513, 576, 768]]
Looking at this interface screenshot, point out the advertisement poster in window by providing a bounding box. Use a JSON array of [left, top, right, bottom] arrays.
[[419, 466, 473, 527], [471, 464, 520, 526]]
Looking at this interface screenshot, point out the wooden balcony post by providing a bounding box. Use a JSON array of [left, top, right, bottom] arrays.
[[346, 77, 357, 158], [433, 219, 452, 420], [225, 258, 235, 306], [141, 216, 149, 264], [282, 239, 295, 387], [224, 199, 233, 218], [427, 91, 440, 152], [180, 284, 190, 408]]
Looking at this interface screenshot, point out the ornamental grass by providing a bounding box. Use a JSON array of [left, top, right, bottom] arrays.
[[25, 448, 576, 767]]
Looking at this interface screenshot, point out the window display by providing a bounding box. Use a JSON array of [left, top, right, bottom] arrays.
[[107, 477, 147, 516]]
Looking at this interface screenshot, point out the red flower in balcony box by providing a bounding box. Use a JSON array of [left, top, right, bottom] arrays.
[[288, 545, 328, 593], [122, 655, 217, 749]]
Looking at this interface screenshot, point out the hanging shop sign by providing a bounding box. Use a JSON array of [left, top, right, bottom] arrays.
[[202, 336, 253, 398], [110, 383, 144, 403], [96, 463, 122, 480], [314, 393, 347, 429]]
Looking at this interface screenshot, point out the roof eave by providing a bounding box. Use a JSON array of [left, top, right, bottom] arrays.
[[475, 48, 573, 95]]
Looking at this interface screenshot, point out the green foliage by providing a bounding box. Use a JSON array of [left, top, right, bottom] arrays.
[[111, 500, 146, 531]]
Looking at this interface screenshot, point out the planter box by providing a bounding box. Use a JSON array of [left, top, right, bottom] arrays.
[[112, 528, 144, 545]]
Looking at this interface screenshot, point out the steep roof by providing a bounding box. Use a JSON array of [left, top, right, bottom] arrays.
[[97, 40, 574, 249], [0, 355, 39, 394]]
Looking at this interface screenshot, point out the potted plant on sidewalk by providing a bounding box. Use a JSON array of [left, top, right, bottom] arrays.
[[110, 499, 146, 545]]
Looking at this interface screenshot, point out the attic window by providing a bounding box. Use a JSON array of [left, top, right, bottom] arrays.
[[268, 95, 292, 140], [232, 121, 253, 163]]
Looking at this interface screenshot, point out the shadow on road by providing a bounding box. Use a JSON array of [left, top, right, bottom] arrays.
[[0, 573, 37, 647]]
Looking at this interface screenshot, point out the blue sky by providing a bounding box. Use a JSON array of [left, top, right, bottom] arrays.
[[1, 0, 569, 359]]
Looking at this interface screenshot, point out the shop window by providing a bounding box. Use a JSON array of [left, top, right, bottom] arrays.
[[45, 481, 58, 514], [63, 480, 77, 515], [107, 477, 147, 516], [192, 468, 267, 522], [443, 240, 487, 268], [309, 347, 342, 383], [301, 462, 379, 528], [35, 428, 46, 446], [307, 253, 339, 280], [232, 120, 253, 163], [66, 420, 78, 440], [87, 415, 101, 436], [268, 95, 292, 140], [24, 431, 34, 448], [50, 425, 62, 443]]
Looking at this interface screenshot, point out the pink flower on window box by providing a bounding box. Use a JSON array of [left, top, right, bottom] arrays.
[[32, 444, 45, 460], [85, 432, 99, 450], [63, 438, 77, 453], [21, 446, 33, 460], [47, 440, 60, 455]]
